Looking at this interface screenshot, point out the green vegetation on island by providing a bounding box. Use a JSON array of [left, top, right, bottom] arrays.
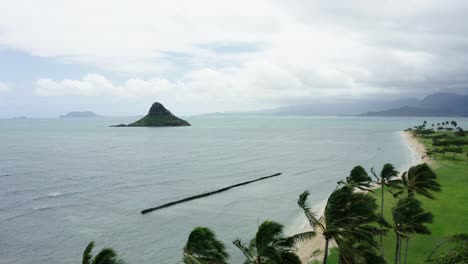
[[81, 120, 467, 263], [112, 102, 190, 127]]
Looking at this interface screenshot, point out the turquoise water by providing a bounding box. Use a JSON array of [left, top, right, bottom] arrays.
[[0, 116, 466, 263]]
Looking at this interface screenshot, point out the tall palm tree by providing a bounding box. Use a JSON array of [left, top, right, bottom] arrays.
[[392, 196, 433, 264], [338, 165, 373, 191], [371, 163, 402, 255], [82, 241, 124, 264], [233, 220, 311, 264], [183, 227, 229, 264], [297, 187, 381, 264], [397, 163, 441, 264], [401, 163, 441, 200]]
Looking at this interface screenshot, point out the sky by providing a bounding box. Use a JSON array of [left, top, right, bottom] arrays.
[[1, 0, 468, 117]]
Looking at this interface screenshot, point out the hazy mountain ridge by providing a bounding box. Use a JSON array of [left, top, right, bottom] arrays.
[[196, 92, 468, 117], [60, 111, 99, 118], [361, 93, 468, 117]]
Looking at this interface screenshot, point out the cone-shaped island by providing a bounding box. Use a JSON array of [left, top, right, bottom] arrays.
[[112, 102, 190, 127]]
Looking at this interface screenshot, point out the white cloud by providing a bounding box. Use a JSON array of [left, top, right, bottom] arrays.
[[3, 0, 468, 112], [0, 81, 10, 93], [36, 74, 173, 98]]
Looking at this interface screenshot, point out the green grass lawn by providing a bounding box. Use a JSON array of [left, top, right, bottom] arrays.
[[326, 132, 467, 263]]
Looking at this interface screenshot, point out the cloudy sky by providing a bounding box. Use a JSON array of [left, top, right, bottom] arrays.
[[1, 0, 468, 117]]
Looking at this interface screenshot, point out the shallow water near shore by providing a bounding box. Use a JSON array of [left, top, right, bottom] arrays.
[[1, 116, 467, 263]]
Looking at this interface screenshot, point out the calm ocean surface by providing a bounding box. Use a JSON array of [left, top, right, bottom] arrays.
[[1, 116, 467, 263]]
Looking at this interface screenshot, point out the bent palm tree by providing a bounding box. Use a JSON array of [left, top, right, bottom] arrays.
[[233, 220, 312, 264], [398, 163, 441, 264], [392, 196, 433, 264], [338, 165, 373, 191], [371, 163, 401, 255], [82, 241, 124, 264], [401, 163, 441, 199], [183, 227, 229, 264], [298, 187, 381, 264]]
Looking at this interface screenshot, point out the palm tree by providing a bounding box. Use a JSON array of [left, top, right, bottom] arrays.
[[337, 165, 373, 191], [401, 163, 441, 199], [297, 187, 381, 264], [397, 163, 441, 264], [392, 196, 433, 264], [451, 121, 458, 128], [371, 163, 402, 255], [82, 241, 124, 264], [233, 220, 311, 264], [183, 227, 229, 264]]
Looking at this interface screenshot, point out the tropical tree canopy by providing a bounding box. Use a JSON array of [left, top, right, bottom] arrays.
[[183, 227, 229, 264], [339, 165, 373, 191], [82, 241, 124, 264], [392, 196, 433, 238], [298, 187, 381, 263], [233, 220, 309, 264], [401, 163, 441, 199], [325, 186, 381, 247]]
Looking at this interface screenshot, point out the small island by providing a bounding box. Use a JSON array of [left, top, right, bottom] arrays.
[[112, 102, 190, 127], [60, 111, 99, 118]]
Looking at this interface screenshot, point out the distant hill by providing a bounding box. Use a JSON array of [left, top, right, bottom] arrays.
[[111, 102, 190, 127], [60, 111, 99, 118], [360, 93, 468, 117], [196, 92, 468, 117], [197, 97, 420, 117]]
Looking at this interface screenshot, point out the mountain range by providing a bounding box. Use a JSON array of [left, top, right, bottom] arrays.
[[360, 93, 468, 117], [198, 92, 468, 117]]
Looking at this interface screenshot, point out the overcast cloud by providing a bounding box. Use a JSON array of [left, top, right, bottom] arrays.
[[1, 0, 468, 116]]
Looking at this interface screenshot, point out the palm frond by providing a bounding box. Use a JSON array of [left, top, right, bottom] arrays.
[[297, 191, 322, 228], [233, 239, 255, 262], [92, 248, 117, 264], [287, 231, 316, 244], [83, 241, 95, 264]]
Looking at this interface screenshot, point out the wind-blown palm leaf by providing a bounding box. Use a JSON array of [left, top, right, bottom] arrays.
[[402, 163, 441, 199], [371, 163, 402, 255], [83, 242, 95, 264], [93, 248, 118, 264], [297, 191, 323, 229], [339, 165, 374, 191], [234, 220, 304, 264], [183, 227, 229, 264], [287, 231, 316, 244], [81, 241, 123, 264], [338, 241, 387, 264], [392, 196, 433, 236], [392, 196, 433, 264], [233, 239, 255, 263], [298, 186, 382, 264]]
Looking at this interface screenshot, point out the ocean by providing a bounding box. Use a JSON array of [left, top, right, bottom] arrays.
[[1, 116, 466, 263]]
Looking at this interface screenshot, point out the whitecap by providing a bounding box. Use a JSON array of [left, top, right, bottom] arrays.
[[47, 192, 62, 197]]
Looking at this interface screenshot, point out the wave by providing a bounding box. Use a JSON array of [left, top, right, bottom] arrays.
[[31, 191, 82, 202]]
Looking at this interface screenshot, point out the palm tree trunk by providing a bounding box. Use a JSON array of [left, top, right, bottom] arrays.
[[394, 234, 400, 264], [380, 184, 385, 256], [404, 238, 409, 264], [323, 238, 329, 264]]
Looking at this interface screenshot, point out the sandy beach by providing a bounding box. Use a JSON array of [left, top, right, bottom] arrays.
[[294, 131, 429, 263]]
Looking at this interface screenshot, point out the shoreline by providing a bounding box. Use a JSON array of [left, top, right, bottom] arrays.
[[294, 131, 429, 263]]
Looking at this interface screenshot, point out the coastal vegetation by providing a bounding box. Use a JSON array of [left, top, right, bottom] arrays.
[[81, 241, 124, 264], [233, 220, 311, 264], [81, 120, 467, 263]]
